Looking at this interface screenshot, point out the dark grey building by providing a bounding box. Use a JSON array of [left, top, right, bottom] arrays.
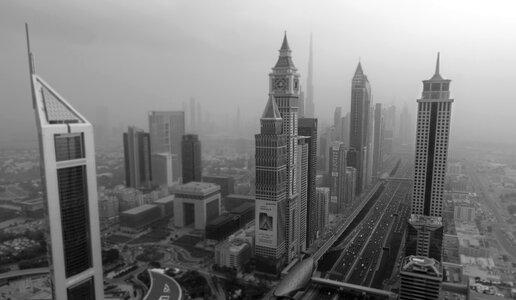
[[298, 118, 318, 248], [203, 175, 235, 197], [124, 126, 152, 189], [348, 62, 371, 195], [182, 134, 202, 184]]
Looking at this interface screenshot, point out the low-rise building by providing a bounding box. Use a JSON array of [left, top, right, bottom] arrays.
[[173, 182, 221, 230], [214, 239, 252, 271], [119, 204, 162, 236]]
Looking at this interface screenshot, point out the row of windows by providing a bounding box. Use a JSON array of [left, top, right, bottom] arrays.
[[55, 133, 84, 161]]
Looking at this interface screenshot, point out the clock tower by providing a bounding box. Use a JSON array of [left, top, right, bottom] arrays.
[[269, 33, 301, 263]]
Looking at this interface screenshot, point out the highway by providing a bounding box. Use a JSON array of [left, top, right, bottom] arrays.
[[301, 159, 412, 299]]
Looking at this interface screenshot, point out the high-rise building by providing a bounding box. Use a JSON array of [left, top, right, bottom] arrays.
[[298, 86, 305, 118], [334, 107, 342, 142], [305, 34, 315, 117], [148, 111, 185, 181], [296, 137, 309, 255], [151, 152, 173, 188], [123, 126, 152, 189], [407, 54, 453, 261], [341, 113, 350, 146], [190, 97, 196, 132], [399, 103, 412, 146], [315, 187, 330, 238], [348, 62, 371, 195], [328, 142, 347, 214], [28, 24, 104, 299], [372, 103, 384, 178], [399, 256, 442, 300], [182, 134, 202, 184], [345, 167, 357, 206], [254, 95, 288, 274], [382, 105, 396, 156], [197, 101, 202, 134], [365, 106, 374, 186], [402, 54, 453, 297], [412, 53, 453, 220], [255, 33, 303, 274], [298, 118, 317, 248]]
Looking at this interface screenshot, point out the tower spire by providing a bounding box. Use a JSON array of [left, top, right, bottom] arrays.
[[280, 31, 291, 52], [435, 52, 440, 76], [25, 23, 35, 75]]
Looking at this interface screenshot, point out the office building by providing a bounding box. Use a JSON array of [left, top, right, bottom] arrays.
[[153, 195, 175, 218], [298, 118, 318, 248], [28, 25, 104, 298], [123, 126, 152, 189], [182, 134, 202, 184], [328, 142, 347, 214], [345, 167, 357, 206], [206, 214, 241, 241], [399, 103, 412, 146], [225, 194, 255, 211], [173, 182, 220, 230], [399, 256, 442, 300], [333, 107, 342, 142], [372, 103, 384, 178], [315, 187, 330, 237], [382, 105, 396, 156], [296, 137, 309, 255], [341, 113, 350, 146], [255, 33, 304, 274], [148, 111, 185, 181], [348, 62, 371, 195], [151, 152, 173, 188], [215, 239, 252, 272], [203, 175, 235, 197], [404, 53, 454, 291], [119, 204, 162, 236]]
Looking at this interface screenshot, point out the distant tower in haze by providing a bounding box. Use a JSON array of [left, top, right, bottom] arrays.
[[399, 103, 412, 146], [372, 103, 384, 178], [333, 107, 342, 142], [328, 142, 347, 214], [382, 105, 396, 156], [341, 112, 350, 146], [27, 24, 104, 299], [299, 86, 305, 118], [255, 33, 303, 274], [182, 134, 202, 184], [401, 53, 453, 299], [197, 101, 202, 134], [148, 111, 185, 182], [123, 126, 152, 189], [190, 97, 196, 132], [305, 34, 315, 117], [348, 62, 371, 195]]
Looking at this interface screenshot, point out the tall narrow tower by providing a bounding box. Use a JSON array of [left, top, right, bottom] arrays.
[[254, 96, 288, 274], [305, 34, 315, 117], [401, 53, 453, 300], [269, 33, 302, 262], [348, 62, 371, 195], [27, 25, 104, 300]]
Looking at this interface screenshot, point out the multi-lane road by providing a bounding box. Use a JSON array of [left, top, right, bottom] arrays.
[[302, 160, 413, 299]]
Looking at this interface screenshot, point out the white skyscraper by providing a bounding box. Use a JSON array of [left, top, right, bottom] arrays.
[[27, 25, 104, 300]]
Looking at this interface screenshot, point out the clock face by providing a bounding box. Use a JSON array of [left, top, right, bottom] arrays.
[[274, 78, 288, 91]]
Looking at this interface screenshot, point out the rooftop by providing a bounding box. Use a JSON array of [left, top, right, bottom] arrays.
[[174, 181, 220, 196], [409, 214, 443, 226], [153, 195, 175, 204], [122, 204, 158, 215]]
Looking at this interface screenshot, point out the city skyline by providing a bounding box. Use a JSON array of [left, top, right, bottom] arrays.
[[2, 0, 516, 148]]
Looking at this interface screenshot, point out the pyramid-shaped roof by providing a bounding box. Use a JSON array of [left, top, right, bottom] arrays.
[[261, 96, 282, 120]]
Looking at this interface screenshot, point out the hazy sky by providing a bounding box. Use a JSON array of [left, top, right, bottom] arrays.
[[1, 0, 515, 146]]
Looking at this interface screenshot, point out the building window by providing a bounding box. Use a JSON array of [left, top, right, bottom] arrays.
[[55, 133, 85, 161], [57, 165, 92, 278], [67, 277, 95, 300]]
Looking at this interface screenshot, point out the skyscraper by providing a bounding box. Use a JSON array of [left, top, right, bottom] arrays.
[[27, 24, 104, 299], [401, 53, 453, 298], [182, 134, 202, 184], [298, 118, 317, 248], [254, 96, 288, 274], [372, 103, 384, 178], [406, 53, 453, 260], [296, 137, 309, 255], [334, 106, 342, 142], [123, 126, 152, 189], [255, 34, 302, 274], [382, 105, 396, 156], [341, 112, 350, 146], [399, 103, 412, 146], [190, 97, 196, 132], [328, 142, 347, 214], [305, 34, 315, 117], [148, 111, 185, 182], [315, 187, 330, 237], [348, 62, 371, 195]]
